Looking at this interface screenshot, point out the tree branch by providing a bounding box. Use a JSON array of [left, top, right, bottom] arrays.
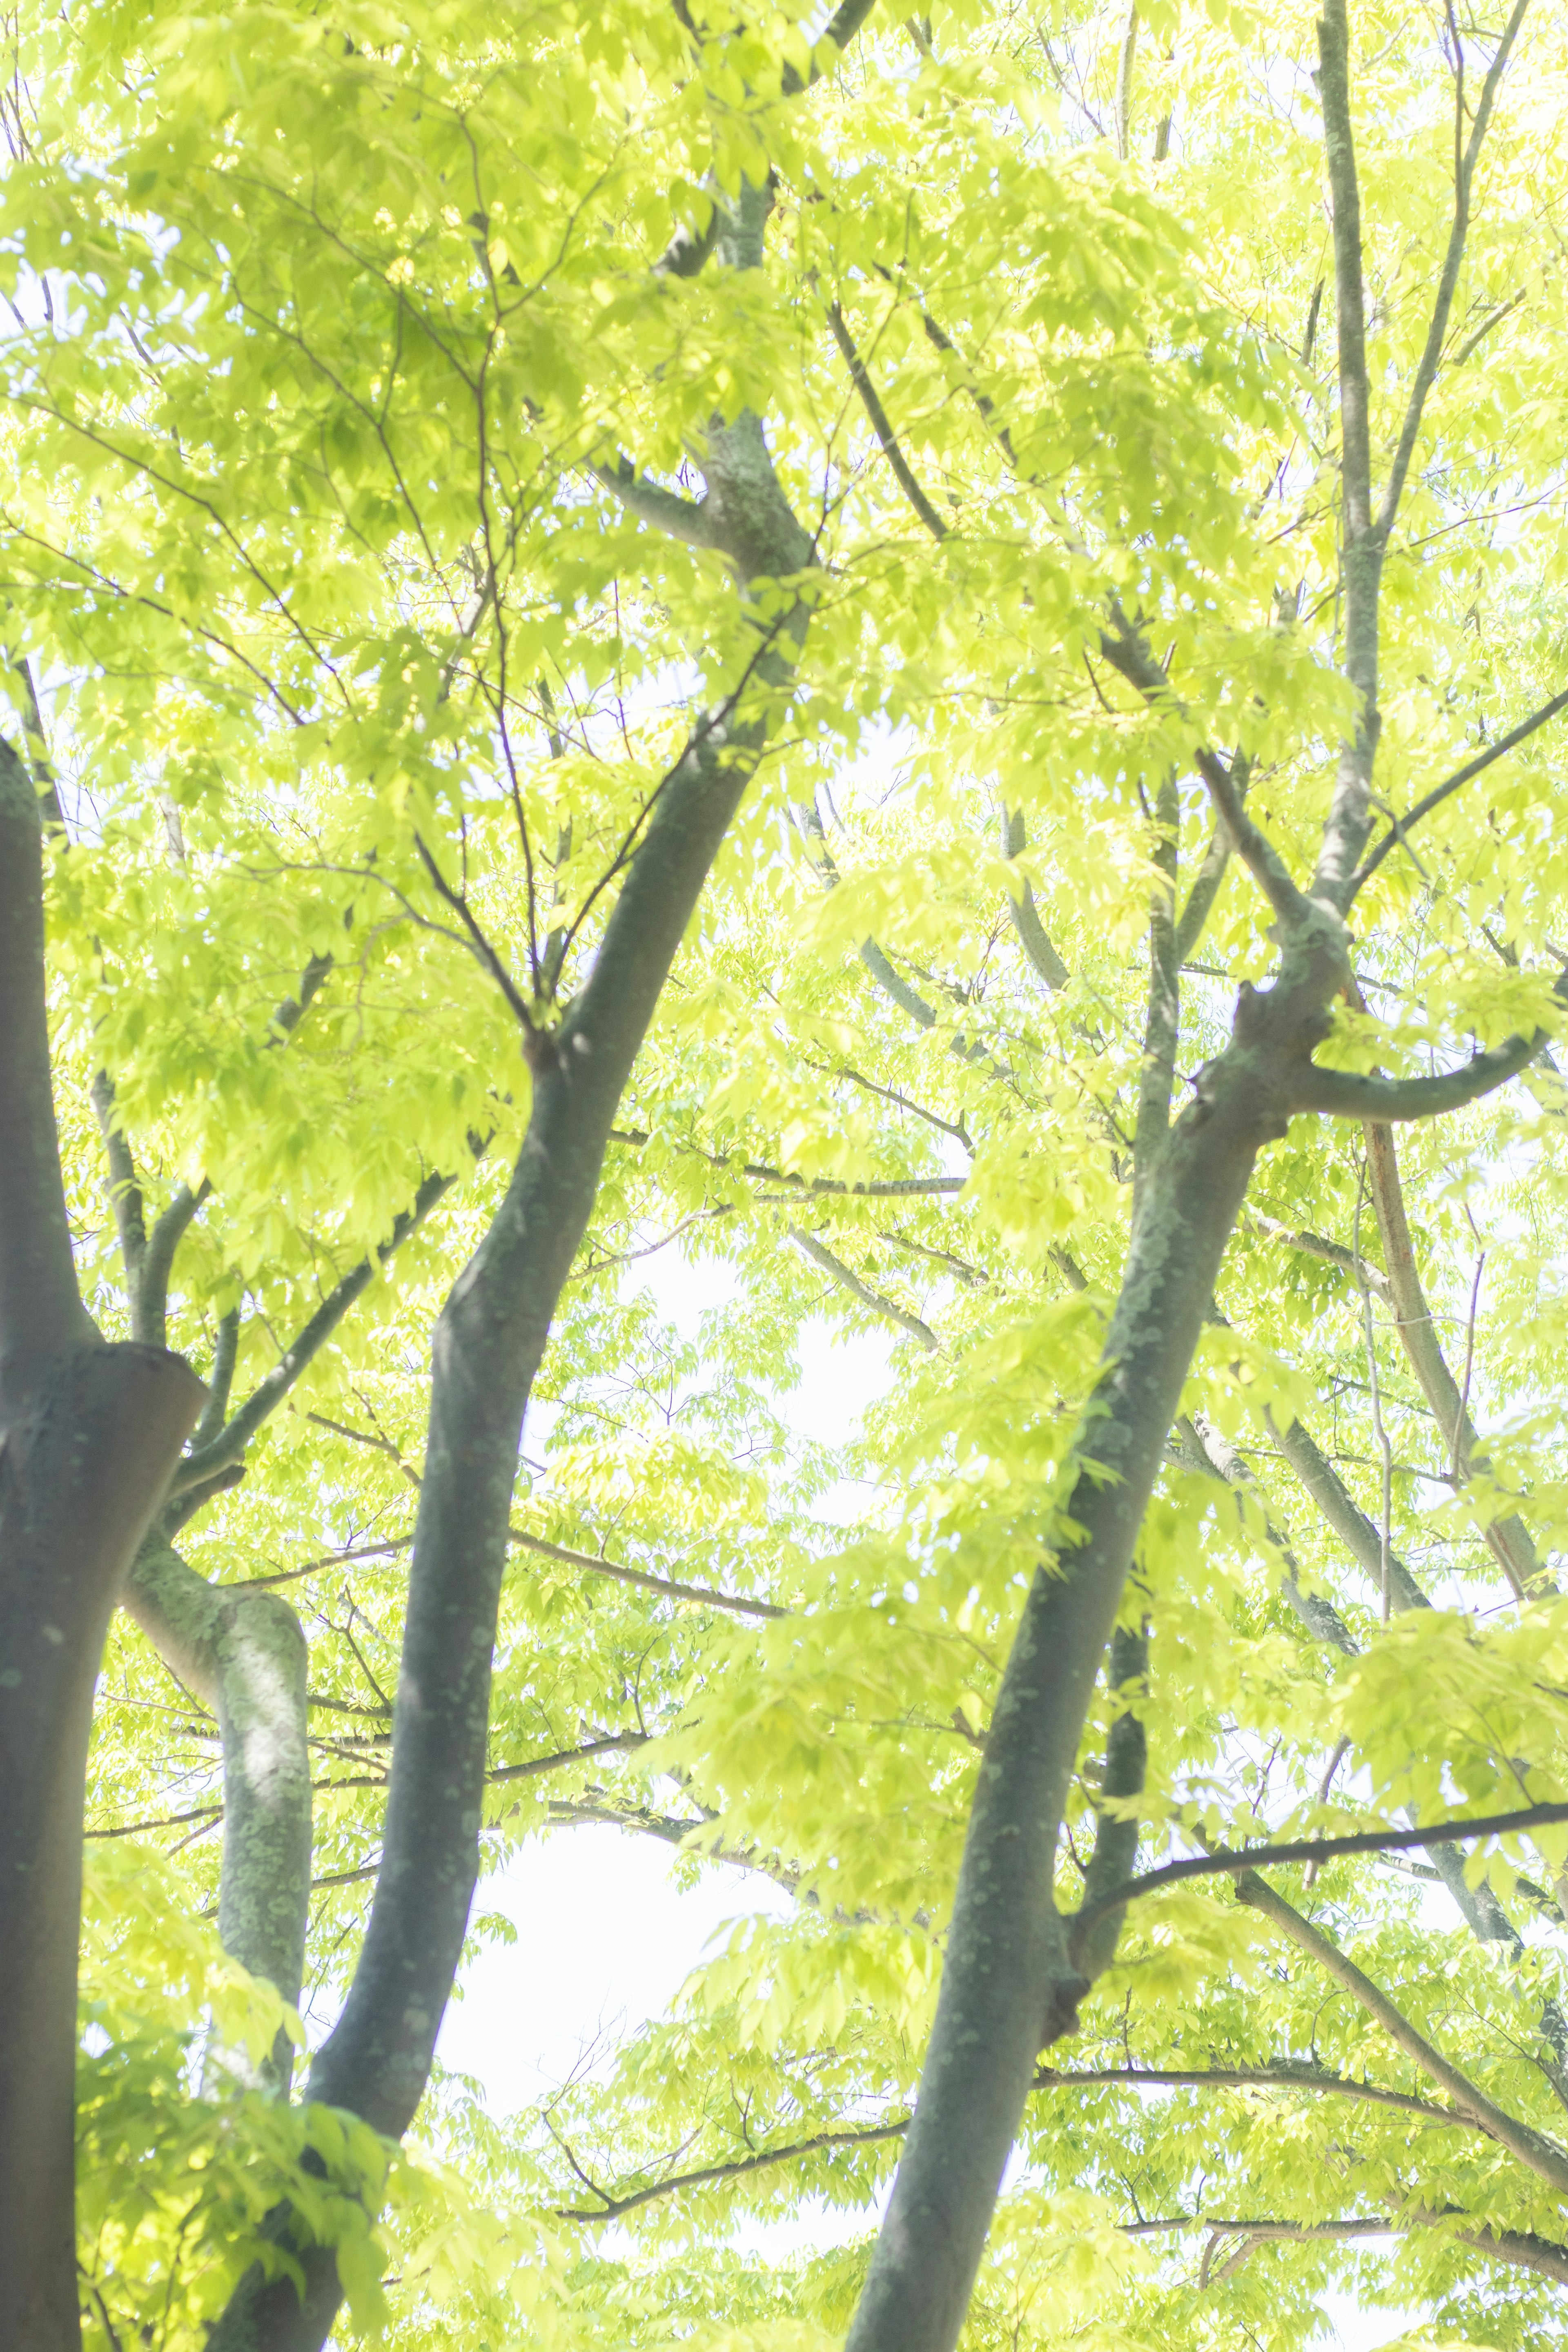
[[1123, 2209, 1568, 2286], [1075, 1796, 1568, 1951], [789, 1227, 940, 1350], [172, 1160, 468, 1494], [1098, 626, 1309, 931], [999, 806, 1070, 992], [827, 299, 950, 543], [1286, 985, 1565, 1121], [1312, 0, 1385, 903], [1376, 0, 1533, 534], [508, 1526, 785, 1619], [554, 2114, 911, 2222], [0, 737, 95, 1394], [590, 457, 714, 550], [1231, 1865, 1568, 2194], [1350, 683, 1568, 896], [1362, 1120, 1541, 1594]]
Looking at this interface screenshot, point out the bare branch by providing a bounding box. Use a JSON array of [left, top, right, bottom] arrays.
[[1352, 684, 1568, 896], [1377, 0, 1533, 533], [1075, 1796, 1568, 1954], [827, 300, 950, 543], [509, 1526, 785, 1619], [789, 1227, 940, 1350]]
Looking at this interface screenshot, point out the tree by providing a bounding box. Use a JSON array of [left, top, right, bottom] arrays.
[[3, 0, 1568, 2346]]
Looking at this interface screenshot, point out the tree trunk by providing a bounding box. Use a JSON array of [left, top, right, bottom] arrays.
[[0, 740, 205, 2348]]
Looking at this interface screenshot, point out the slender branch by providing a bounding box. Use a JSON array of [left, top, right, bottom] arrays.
[[1173, 817, 1233, 965], [509, 1527, 786, 1619], [789, 1228, 940, 1350], [999, 806, 1070, 992], [138, 1180, 212, 1351], [1232, 1867, 1568, 2194], [1098, 627, 1308, 930], [1250, 1211, 1391, 1299], [1377, 0, 1533, 533], [1313, 0, 1386, 903], [173, 1161, 466, 1492], [1121, 2210, 1568, 2286], [1318, 0, 1374, 542], [827, 300, 950, 543], [607, 1127, 967, 1200], [1075, 1797, 1568, 1947], [487, 1733, 646, 1784], [1361, 1120, 1541, 1594], [552, 2056, 1481, 2228], [1034, 2062, 1468, 2131], [89, 1071, 148, 1312], [1266, 1409, 1432, 1615], [1351, 684, 1568, 896], [554, 2114, 911, 2223]]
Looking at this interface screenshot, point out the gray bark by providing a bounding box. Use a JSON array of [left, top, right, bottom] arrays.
[[125, 1537, 311, 2091], [207, 176, 816, 2352], [0, 739, 206, 2349]]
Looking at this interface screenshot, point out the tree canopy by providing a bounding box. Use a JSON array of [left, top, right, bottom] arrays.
[[3, 0, 1568, 2346]]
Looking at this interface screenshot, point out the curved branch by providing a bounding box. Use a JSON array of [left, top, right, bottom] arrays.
[[1287, 985, 1566, 1121], [827, 300, 949, 543], [509, 1526, 786, 1619]]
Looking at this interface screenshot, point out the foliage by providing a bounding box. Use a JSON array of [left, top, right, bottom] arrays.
[[3, 0, 1568, 2341]]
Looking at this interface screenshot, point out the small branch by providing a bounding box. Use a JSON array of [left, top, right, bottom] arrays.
[[189, 1308, 241, 1453], [1000, 805, 1071, 991], [554, 2115, 911, 2222], [1376, 0, 1533, 534], [487, 1733, 646, 1785], [789, 1227, 940, 1350], [1074, 1796, 1568, 1948], [1098, 626, 1308, 930], [607, 1127, 967, 1201], [173, 1161, 467, 1490], [1118, 2211, 1568, 2286], [1034, 2062, 1469, 2132], [1232, 1868, 1568, 2195], [509, 1528, 786, 1619], [1351, 684, 1568, 896], [138, 1180, 212, 1351], [89, 1070, 148, 1312], [1249, 1211, 1391, 1299], [1318, 0, 1374, 542], [827, 300, 950, 543]]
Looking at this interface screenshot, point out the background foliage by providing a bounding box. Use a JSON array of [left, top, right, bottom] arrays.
[[5, 0, 1568, 2339]]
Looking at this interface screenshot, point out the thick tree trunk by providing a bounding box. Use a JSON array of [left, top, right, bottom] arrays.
[[0, 743, 205, 2348], [843, 1053, 1272, 2352]]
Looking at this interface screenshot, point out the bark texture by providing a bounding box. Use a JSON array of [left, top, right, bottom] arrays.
[[0, 741, 206, 2348]]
